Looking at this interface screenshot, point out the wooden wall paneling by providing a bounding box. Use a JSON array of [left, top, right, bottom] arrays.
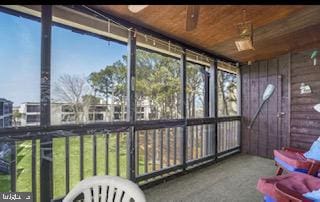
[[292, 74, 320, 84], [241, 66, 250, 154], [241, 53, 290, 158], [292, 104, 320, 112], [290, 126, 320, 137], [278, 54, 290, 148], [291, 119, 320, 130], [291, 65, 318, 76], [291, 95, 320, 105], [249, 62, 260, 155], [241, 48, 320, 157], [292, 88, 320, 98], [287, 53, 291, 148], [289, 50, 320, 150], [258, 61, 268, 157], [276, 59, 282, 150], [291, 133, 320, 144], [266, 58, 279, 157], [291, 141, 312, 150]]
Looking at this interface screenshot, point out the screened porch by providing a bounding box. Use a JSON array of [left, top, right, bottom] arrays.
[[0, 4, 319, 202]]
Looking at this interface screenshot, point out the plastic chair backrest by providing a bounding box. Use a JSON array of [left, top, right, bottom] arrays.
[[63, 175, 146, 202]]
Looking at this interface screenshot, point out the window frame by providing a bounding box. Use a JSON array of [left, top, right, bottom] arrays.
[[0, 5, 240, 131], [217, 69, 239, 117]]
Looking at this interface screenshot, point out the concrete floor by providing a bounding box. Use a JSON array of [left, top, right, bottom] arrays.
[[144, 154, 275, 202]]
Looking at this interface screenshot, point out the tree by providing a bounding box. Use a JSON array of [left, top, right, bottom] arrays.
[[136, 49, 181, 119], [81, 94, 102, 121], [87, 49, 208, 121], [218, 71, 238, 116], [88, 50, 182, 121], [186, 63, 205, 118], [88, 56, 127, 121], [12, 110, 22, 127], [53, 74, 90, 123], [82, 95, 101, 106]]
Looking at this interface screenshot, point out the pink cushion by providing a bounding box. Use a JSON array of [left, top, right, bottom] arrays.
[[274, 150, 311, 169], [257, 173, 320, 197]]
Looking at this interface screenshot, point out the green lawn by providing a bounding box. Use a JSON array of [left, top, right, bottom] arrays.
[[0, 133, 138, 200]]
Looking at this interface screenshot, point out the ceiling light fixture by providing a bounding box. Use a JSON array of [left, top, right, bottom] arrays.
[[128, 5, 148, 13], [235, 9, 254, 52]]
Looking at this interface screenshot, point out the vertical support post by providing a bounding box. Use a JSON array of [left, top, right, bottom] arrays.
[[116, 132, 120, 176], [287, 53, 291, 148], [208, 61, 214, 155], [236, 63, 241, 116], [105, 134, 109, 174], [180, 48, 187, 170], [135, 131, 139, 176], [204, 66, 210, 117], [204, 66, 210, 155], [93, 134, 97, 176], [10, 142, 16, 192], [127, 28, 136, 181], [144, 130, 148, 173], [166, 128, 170, 167], [80, 136, 84, 180], [213, 60, 218, 158], [65, 137, 70, 194], [40, 5, 52, 202], [31, 139, 37, 202], [152, 130, 156, 171], [237, 63, 242, 151], [159, 129, 163, 169]]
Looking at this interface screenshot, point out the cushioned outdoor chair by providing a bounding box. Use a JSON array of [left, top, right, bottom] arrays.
[[257, 172, 320, 202], [274, 138, 320, 176], [274, 182, 313, 202], [63, 175, 146, 202]]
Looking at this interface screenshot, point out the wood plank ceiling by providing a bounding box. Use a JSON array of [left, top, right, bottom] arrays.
[[93, 5, 320, 63]]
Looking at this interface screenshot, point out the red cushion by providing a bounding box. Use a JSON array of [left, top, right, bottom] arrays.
[[274, 150, 311, 169], [257, 173, 320, 197]]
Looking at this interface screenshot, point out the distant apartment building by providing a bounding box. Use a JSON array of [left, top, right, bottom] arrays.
[[17, 102, 40, 126], [0, 98, 13, 128], [16, 100, 152, 126]]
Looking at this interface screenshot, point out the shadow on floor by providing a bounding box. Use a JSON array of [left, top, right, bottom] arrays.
[[144, 154, 275, 202]]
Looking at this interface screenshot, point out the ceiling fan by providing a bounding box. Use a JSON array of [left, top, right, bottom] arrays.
[[128, 5, 200, 31], [234, 9, 254, 52]]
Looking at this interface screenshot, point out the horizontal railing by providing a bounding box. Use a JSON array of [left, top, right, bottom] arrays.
[[0, 116, 240, 201]]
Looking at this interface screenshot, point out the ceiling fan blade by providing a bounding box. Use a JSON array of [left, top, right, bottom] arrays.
[[186, 5, 200, 31]]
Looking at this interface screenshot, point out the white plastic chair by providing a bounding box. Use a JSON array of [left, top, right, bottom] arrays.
[[63, 175, 146, 202]]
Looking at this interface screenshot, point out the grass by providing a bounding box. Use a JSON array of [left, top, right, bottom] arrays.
[[0, 117, 237, 199], [0, 133, 130, 200], [0, 129, 210, 200]]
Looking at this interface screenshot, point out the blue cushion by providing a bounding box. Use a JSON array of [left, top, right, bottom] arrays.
[[304, 138, 320, 161], [303, 189, 320, 202], [275, 157, 308, 173], [264, 195, 276, 202]]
